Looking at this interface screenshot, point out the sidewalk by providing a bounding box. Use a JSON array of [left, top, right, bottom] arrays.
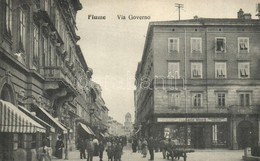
[[52, 146, 244, 161]]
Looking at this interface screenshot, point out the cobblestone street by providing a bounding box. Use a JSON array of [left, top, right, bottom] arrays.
[[53, 144, 244, 161]]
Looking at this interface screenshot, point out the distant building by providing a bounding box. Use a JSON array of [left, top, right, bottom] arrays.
[[108, 117, 125, 136], [124, 112, 133, 137], [135, 9, 260, 150]]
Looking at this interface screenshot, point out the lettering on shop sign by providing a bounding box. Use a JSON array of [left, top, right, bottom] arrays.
[[157, 117, 228, 123]]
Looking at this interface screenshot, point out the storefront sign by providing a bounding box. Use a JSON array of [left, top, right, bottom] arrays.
[[157, 117, 227, 123]]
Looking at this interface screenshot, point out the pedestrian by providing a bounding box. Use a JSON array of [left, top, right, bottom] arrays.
[[137, 139, 141, 153], [86, 138, 95, 161], [55, 135, 64, 159], [78, 138, 86, 159], [114, 142, 123, 161], [93, 137, 99, 156], [42, 135, 51, 160], [98, 140, 105, 161], [148, 136, 155, 160], [160, 137, 167, 159], [141, 138, 147, 158], [132, 138, 137, 153], [106, 142, 114, 161]]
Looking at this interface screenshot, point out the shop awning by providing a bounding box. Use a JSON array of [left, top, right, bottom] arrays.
[[0, 100, 46, 133], [35, 106, 67, 134], [59, 121, 73, 133], [18, 105, 55, 133], [79, 123, 95, 136], [99, 132, 105, 137]]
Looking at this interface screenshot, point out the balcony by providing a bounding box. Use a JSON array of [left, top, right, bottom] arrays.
[[227, 105, 260, 115]]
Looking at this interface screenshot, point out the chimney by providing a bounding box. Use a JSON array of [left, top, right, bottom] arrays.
[[256, 3, 260, 19], [238, 8, 244, 19]]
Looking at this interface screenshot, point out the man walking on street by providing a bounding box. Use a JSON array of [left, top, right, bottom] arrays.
[[86, 138, 95, 161], [78, 137, 86, 159], [148, 136, 155, 160]]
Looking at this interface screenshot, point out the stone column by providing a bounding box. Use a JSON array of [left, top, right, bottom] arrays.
[[258, 120, 260, 146], [232, 117, 238, 149]]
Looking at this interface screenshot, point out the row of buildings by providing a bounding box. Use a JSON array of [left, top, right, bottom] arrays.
[[135, 8, 260, 150], [0, 0, 109, 161]]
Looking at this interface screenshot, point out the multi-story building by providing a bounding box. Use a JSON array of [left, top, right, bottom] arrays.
[[0, 0, 108, 160], [124, 112, 133, 138], [108, 117, 125, 136], [135, 9, 260, 150]]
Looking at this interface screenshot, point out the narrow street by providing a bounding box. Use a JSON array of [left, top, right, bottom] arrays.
[[53, 144, 244, 161]]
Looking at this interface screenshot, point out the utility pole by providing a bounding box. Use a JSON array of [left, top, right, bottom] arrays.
[[175, 3, 184, 20]]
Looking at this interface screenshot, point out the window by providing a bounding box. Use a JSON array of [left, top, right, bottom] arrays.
[[239, 92, 251, 106], [168, 62, 180, 78], [43, 37, 48, 66], [168, 92, 180, 107], [5, 0, 12, 35], [191, 38, 202, 53], [238, 62, 250, 78], [215, 62, 227, 78], [238, 37, 249, 53], [168, 38, 179, 53], [33, 25, 39, 64], [19, 9, 26, 51], [215, 37, 226, 53], [215, 92, 226, 107], [212, 124, 227, 146], [191, 62, 202, 78], [192, 93, 203, 107]]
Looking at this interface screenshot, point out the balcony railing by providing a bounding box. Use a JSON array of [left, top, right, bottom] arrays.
[[42, 66, 75, 89]]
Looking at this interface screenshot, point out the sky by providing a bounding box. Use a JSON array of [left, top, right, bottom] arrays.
[[76, 0, 260, 123]]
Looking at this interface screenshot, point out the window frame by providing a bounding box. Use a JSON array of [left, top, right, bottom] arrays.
[[238, 92, 251, 107], [238, 37, 249, 53], [168, 92, 180, 107], [167, 62, 180, 78], [5, 0, 13, 36], [19, 8, 26, 51], [191, 62, 202, 79], [215, 37, 226, 53], [33, 24, 39, 65], [168, 38, 179, 53], [238, 62, 250, 79], [215, 92, 227, 108], [215, 62, 227, 79], [191, 37, 202, 53], [192, 92, 203, 108]]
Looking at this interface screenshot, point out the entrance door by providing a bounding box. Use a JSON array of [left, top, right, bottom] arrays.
[[237, 121, 254, 149], [192, 126, 204, 148]]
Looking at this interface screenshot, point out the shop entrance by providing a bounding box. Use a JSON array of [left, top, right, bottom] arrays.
[[237, 121, 254, 149], [192, 126, 204, 149]]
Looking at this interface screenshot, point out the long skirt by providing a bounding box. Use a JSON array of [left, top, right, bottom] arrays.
[[142, 146, 147, 156]]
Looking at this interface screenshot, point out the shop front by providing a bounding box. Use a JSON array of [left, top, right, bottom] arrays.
[[152, 117, 229, 149]]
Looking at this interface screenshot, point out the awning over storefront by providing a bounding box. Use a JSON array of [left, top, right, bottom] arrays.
[[79, 123, 95, 136], [0, 100, 46, 133], [99, 132, 105, 137], [18, 105, 55, 133], [59, 121, 73, 133], [35, 106, 67, 134]]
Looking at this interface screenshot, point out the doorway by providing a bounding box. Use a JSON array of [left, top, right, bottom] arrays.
[[192, 126, 204, 148], [237, 120, 255, 149]]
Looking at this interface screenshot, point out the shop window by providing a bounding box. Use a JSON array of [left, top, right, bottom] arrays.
[[238, 62, 250, 79], [164, 125, 191, 146], [215, 62, 227, 78], [168, 38, 179, 53], [212, 124, 227, 146], [215, 37, 226, 53]]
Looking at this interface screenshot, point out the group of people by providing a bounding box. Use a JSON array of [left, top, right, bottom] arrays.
[[132, 136, 176, 160], [77, 136, 125, 161]]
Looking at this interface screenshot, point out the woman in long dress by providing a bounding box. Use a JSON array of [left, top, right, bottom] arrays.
[[141, 138, 147, 158]]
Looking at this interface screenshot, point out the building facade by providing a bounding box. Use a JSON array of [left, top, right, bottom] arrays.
[[135, 10, 260, 150], [0, 0, 108, 160], [108, 116, 125, 136], [124, 112, 133, 138]]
